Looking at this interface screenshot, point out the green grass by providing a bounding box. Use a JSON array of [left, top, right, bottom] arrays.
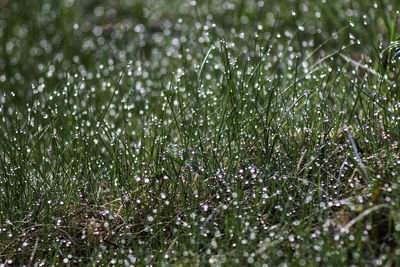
[[1, 0, 400, 265]]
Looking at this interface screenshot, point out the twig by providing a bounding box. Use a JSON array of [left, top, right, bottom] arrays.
[[28, 236, 40, 267], [340, 204, 389, 234], [346, 128, 370, 184]]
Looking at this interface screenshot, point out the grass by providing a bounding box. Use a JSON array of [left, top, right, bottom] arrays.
[[0, 0, 400, 265]]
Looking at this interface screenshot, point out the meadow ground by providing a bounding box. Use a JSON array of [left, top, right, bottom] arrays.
[[1, 0, 400, 266]]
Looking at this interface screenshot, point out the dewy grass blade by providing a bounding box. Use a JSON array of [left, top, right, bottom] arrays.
[[267, 90, 309, 163], [197, 45, 215, 89], [99, 63, 130, 123]]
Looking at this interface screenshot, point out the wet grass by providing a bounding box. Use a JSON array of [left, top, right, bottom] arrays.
[[1, 0, 400, 266]]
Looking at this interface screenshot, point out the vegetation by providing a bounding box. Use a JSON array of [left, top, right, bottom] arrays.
[[1, 0, 400, 265]]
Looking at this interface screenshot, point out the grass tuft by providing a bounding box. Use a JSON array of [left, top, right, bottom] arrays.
[[1, 0, 400, 265]]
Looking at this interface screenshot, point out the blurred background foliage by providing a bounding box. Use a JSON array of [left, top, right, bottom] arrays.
[[1, 0, 399, 97]]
